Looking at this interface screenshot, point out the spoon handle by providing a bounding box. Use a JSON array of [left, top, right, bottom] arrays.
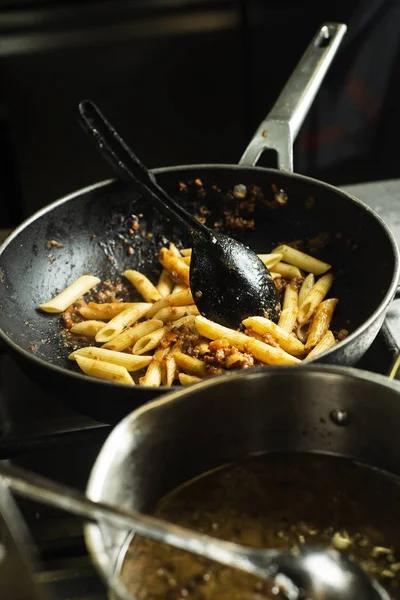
[[0, 462, 277, 580], [79, 100, 211, 238]]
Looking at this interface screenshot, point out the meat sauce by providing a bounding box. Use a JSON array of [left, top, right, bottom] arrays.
[[120, 453, 400, 600]]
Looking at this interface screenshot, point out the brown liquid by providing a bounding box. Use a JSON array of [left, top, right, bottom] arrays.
[[120, 453, 400, 599]]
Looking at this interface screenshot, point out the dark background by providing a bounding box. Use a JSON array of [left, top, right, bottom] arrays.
[[0, 0, 399, 228]]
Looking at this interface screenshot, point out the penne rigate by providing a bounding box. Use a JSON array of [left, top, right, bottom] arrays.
[[298, 273, 334, 325], [273, 244, 331, 275], [305, 298, 338, 351], [278, 283, 298, 333], [38, 238, 344, 386], [80, 302, 137, 320], [95, 303, 151, 343], [69, 347, 152, 371], [124, 270, 162, 303], [39, 275, 101, 313], [74, 355, 135, 385]]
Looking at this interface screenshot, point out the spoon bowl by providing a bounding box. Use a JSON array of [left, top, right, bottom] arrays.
[[78, 100, 280, 328]]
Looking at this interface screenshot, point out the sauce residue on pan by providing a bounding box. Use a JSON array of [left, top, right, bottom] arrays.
[[120, 453, 400, 599]]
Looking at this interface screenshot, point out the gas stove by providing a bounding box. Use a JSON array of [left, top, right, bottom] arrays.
[[0, 179, 400, 600]]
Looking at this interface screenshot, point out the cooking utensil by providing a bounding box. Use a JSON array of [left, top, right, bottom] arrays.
[[0, 462, 388, 600], [0, 22, 398, 426], [78, 100, 280, 329], [84, 364, 400, 600]]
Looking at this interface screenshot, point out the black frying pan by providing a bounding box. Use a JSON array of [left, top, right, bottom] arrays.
[[0, 23, 398, 424]]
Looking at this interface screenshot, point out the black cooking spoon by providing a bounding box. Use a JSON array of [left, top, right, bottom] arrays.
[[78, 100, 280, 328]]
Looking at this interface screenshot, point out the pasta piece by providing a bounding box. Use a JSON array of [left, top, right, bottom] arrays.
[[270, 272, 280, 279], [179, 373, 202, 385], [305, 298, 338, 350], [69, 347, 152, 371], [168, 242, 182, 257], [306, 330, 336, 359], [159, 248, 190, 286], [257, 253, 283, 270], [296, 322, 310, 343], [139, 348, 169, 387], [181, 256, 191, 265], [298, 273, 315, 307], [278, 284, 298, 333], [75, 355, 134, 385], [298, 274, 334, 325], [79, 302, 137, 321], [153, 305, 199, 322], [132, 325, 168, 354], [180, 248, 192, 257], [164, 354, 177, 386], [95, 303, 151, 343], [273, 244, 331, 275], [39, 275, 100, 313], [273, 262, 302, 279], [156, 268, 174, 297], [174, 351, 224, 378], [243, 316, 305, 356], [172, 282, 188, 293], [124, 270, 162, 303], [70, 320, 104, 336], [195, 316, 300, 365], [102, 319, 163, 352], [146, 288, 194, 318]]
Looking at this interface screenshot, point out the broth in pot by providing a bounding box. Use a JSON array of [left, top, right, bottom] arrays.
[[120, 453, 400, 600]]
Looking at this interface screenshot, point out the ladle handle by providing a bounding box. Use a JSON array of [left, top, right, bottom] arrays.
[[239, 22, 347, 172], [78, 100, 211, 238], [0, 462, 276, 579]]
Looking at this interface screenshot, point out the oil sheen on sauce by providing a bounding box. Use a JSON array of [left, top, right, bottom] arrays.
[[120, 453, 400, 599]]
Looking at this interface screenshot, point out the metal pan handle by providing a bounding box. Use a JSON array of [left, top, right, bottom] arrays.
[[239, 22, 347, 172]]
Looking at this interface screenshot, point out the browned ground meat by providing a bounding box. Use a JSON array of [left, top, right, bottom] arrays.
[[61, 300, 86, 329]]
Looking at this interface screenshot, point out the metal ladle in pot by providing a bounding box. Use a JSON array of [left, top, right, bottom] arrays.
[[0, 463, 388, 600], [78, 100, 280, 329]]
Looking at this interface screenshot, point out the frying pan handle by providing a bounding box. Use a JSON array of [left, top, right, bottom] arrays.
[[239, 22, 347, 172]]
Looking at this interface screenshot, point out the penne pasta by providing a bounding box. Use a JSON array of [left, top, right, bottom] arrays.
[[180, 248, 192, 257], [153, 305, 199, 322], [132, 325, 168, 355], [305, 298, 338, 350], [257, 253, 283, 270], [179, 373, 202, 385], [39, 275, 100, 313], [306, 330, 336, 359], [172, 282, 188, 293], [124, 270, 162, 303], [273, 244, 331, 275], [139, 348, 169, 387], [74, 355, 134, 385], [164, 354, 177, 386], [95, 303, 151, 343], [298, 273, 334, 325], [298, 273, 315, 307], [102, 319, 163, 352], [195, 316, 300, 365], [70, 320, 105, 336], [174, 351, 224, 378], [169, 242, 182, 257], [278, 284, 298, 333], [243, 316, 305, 356], [159, 248, 190, 286], [296, 322, 310, 344], [146, 288, 194, 318], [156, 268, 174, 297], [272, 262, 302, 279], [69, 347, 152, 371], [79, 302, 137, 321], [181, 256, 191, 265]]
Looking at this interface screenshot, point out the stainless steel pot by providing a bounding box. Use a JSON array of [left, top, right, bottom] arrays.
[[85, 364, 400, 600]]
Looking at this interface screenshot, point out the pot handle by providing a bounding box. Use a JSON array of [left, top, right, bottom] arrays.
[[239, 22, 347, 172]]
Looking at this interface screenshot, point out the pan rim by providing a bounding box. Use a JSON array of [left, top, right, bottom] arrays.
[[0, 164, 398, 390]]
